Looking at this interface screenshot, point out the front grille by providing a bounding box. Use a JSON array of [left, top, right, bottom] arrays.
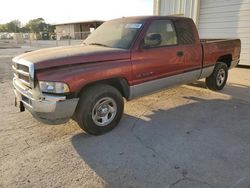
[[17, 64, 29, 73], [12, 59, 34, 88], [21, 94, 32, 106], [18, 73, 30, 84]]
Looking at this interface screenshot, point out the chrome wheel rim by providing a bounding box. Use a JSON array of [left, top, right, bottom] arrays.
[[216, 69, 226, 86], [92, 97, 117, 127]]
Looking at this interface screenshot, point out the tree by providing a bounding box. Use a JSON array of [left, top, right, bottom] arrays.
[[0, 20, 21, 32], [9, 20, 20, 32], [20, 25, 30, 33], [26, 18, 47, 33], [48, 24, 55, 33], [0, 18, 54, 34], [0, 24, 7, 32]]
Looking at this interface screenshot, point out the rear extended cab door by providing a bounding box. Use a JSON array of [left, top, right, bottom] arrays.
[[130, 18, 202, 98]]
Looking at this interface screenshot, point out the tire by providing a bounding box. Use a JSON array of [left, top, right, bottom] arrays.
[[205, 62, 228, 91], [75, 84, 124, 135]]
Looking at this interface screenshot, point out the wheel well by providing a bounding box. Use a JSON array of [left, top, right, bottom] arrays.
[[77, 78, 130, 100], [217, 54, 232, 68]]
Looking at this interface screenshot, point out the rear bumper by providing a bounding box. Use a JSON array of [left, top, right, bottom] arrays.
[[13, 78, 79, 124]]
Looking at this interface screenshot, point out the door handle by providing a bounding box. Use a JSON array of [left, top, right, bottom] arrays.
[[176, 51, 184, 57]]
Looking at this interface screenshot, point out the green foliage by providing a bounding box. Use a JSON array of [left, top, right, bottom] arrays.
[[26, 18, 46, 33], [48, 25, 55, 33], [0, 24, 7, 32], [0, 18, 54, 33], [6, 20, 21, 32], [0, 20, 21, 32], [20, 25, 30, 33]]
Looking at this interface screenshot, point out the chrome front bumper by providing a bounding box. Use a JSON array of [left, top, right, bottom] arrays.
[[13, 78, 79, 124]]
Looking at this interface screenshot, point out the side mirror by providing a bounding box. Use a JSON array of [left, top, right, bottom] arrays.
[[142, 33, 162, 49]]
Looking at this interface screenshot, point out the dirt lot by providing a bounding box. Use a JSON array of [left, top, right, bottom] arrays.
[[0, 45, 250, 188]]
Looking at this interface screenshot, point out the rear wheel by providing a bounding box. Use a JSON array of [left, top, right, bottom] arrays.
[[75, 84, 124, 135], [206, 62, 228, 91]]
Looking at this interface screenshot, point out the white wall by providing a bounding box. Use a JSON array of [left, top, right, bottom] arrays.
[[154, 0, 200, 24], [199, 0, 250, 65]]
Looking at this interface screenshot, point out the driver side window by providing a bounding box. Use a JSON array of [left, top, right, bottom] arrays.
[[144, 20, 177, 48]]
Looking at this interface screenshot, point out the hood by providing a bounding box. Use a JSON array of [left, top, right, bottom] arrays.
[[14, 45, 130, 70]]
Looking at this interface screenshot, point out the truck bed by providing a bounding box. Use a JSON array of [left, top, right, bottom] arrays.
[[201, 38, 241, 69]]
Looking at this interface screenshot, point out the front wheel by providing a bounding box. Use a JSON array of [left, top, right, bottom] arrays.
[[206, 62, 228, 91], [75, 84, 124, 135]]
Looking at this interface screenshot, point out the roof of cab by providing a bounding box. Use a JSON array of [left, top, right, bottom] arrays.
[[109, 15, 192, 22]]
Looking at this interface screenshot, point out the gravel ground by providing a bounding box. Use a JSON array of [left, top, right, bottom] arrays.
[[0, 45, 250, 188]]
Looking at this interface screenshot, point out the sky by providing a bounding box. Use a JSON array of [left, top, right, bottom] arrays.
[[0, 0, 153, 25]]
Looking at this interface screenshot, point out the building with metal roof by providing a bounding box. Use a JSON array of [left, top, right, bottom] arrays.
[[54, 20, 104, 40]]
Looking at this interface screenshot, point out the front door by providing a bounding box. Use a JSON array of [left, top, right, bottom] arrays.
[[131, 19, 186, 98]]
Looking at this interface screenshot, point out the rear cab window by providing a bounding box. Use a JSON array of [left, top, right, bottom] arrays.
[[174, 19, 195, 45]]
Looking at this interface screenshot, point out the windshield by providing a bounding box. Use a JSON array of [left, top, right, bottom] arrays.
[[84, 19, 144, 49]]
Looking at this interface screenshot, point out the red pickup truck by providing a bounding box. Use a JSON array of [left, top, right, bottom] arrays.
[[13, 16, 241, 135]]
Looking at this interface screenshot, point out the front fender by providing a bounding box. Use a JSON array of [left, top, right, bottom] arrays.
[[36, 59, 132, 93]]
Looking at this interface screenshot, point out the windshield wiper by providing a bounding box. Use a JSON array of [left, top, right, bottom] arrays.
[[88, 43, 109, 47]]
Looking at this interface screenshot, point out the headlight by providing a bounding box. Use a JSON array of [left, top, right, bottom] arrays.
[[39, 81, 70, 93]]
